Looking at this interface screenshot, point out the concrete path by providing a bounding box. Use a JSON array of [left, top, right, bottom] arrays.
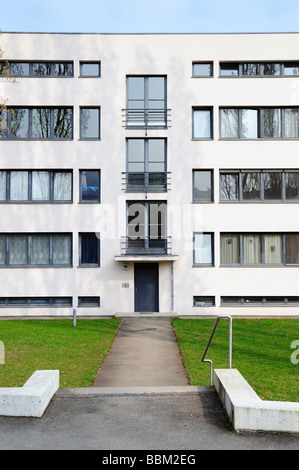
[[93, 318, 189, 387]]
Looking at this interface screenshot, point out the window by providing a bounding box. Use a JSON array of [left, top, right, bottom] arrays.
[[0, 61, 73, 77], [193, 296, 215, 307], [193, 233, 214, 266], [0, 234, 72, 267], [192, 62, 213, 77], [0, 107, 73, 140], [0, 170, 72, 202], [193, 170, 213, 202], [126, 139, 167, 191], [220, 61, 299, 77], [78, 297, 100, 307], [220, 233, 298, 266], [80, 107, 100, 139], [193, 108, 213, 139], [220, 107, 299, 139], [79, 62, 101, 77], [221, 296, 299, 306], [220, 170, 299, 202], [0, 297, 72, 307], [79, 233, 100, 266], [80, 170, 100, 202], [126, 76, 167, 128], [126, 201, 167, 254]]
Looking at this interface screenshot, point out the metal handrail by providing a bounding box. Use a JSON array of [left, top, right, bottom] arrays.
[[201, 315, 233, 386]]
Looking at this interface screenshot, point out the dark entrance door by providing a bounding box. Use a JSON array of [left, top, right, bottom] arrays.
[[134, 263, 159, 312]]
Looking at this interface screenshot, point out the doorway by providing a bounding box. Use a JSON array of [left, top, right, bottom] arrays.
[[134, 263, 159, 312]]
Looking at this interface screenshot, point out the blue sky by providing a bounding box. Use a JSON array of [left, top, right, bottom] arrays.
[[1, 0, 299, 33]]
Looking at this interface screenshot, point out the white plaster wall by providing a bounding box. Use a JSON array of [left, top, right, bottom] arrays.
[[0, 33, 299, 316]]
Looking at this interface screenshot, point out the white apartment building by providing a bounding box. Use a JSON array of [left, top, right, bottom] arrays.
[[0, 32, 299, 317]]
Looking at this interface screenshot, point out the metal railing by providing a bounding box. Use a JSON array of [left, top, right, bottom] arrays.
[[122, 172, 171, 192], [120, 236, 172, 256], [201, 315, 233, 386], [122, 108, 171, 128]]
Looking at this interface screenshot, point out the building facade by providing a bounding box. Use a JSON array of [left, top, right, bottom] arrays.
[[1, 32, 299, 317]]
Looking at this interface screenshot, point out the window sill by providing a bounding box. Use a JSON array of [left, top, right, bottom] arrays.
[[77, 264, 100, 268]]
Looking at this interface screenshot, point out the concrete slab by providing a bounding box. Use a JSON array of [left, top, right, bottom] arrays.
[[93, 318, 189, 387]]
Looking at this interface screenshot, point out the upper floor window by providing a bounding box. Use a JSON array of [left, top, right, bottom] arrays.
[[220, 107, 299, 139], [79, 62, 101, 77], [79, 233, 100, 266], [126, 138, 167, 192], [220, 170, 299, 202], [80, 170, 100, 202], [0, 170, 72, 203], [193, 233, 214, 266], [0, 61, 73, 77], [193, 108, 213, 139], [193, 170, 213, 202], [125, 76, 168, 128], [192, 62, 213, 77], [220, 61, 299, 77], [80, 107, 101, 139], [0, 107, 73, 140]]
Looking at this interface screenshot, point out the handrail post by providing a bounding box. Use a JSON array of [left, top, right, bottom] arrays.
[[201, 315, 233, 386]]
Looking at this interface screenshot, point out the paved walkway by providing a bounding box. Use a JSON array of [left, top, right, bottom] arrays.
[[93, 317, 189, 387]]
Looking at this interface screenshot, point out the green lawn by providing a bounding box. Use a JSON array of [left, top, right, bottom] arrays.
[[172, 318, 299, 402], [0, 319, 120, 388]]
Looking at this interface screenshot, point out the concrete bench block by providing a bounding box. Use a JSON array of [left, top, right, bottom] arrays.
[[0, 370, 59, 417], [214, 369, 299, 433]]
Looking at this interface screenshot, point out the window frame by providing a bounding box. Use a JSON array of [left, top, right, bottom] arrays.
[[79, 107, 101, 140], [79, 170, 101, 203], [79, 233, 101, 267], [219, 61, 299, 78], [193, 169, 214, 203], [79, 61, 101, 77], [0, 61, 74, 77], [0, 233, 73, 268], [192, 62, 214, 77], [192, 107, 213, 140], [193, 232, 214, 267]]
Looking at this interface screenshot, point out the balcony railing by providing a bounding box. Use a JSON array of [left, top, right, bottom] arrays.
[[122, 108, 171, 129], [120, 236, 172, 256], [122, 172, 171, 192]]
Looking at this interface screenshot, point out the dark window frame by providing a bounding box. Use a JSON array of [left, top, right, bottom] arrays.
[[79, 233, 101, 267], [192, 62, 214, 77], [79, 107, 101, 140], [0, 61, 74, 77], [79, 61, 101, 77], [193, 169, 214, 203], [193, 232, 214, 267], [79, 170, 101, 203], [192, 107, 213, 140]]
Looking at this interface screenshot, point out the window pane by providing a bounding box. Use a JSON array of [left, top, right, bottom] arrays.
[[193, 63, 213, 76], [32, 108, 51, 138], [32, 63, 51, 76], [148, 77, 165, 101], [10, 62, 29, 76], [52, 234, 72, 265], [284, 62, 299, 76], [193, 296, 215, 306], [53, 63, 73, 76], [285, 109, 299, 138], [80, 62, 100, 77], [54, 108, 72, 139], [220, 63, 239, 76], [80, 233, 99, 264], [9, 235, 27, 265], [193, 109, 212, 138], [128, 77, 144, 101], [221, 234, 240, 264], [263, 108, 281, 138], [10, 108, 29, 138], [80, 171, 100, 201], [148, 139, 165, 173], [80, 108, 100, 139], [241, 109, 258, 139], [263, 172, 282, 200], [220, 109, 238, 138], [264, 63, 281, 76], [0, 171, 6, 200], [242, 63, 261, 76], [285, 172, 299, 200], [0, 235, 5, 265], [194, 234, 213, 264], [10, 171, 28, 201], [286, 234, 299, 265], [264, 234, 283, 264], [32, 171, 50, 201], [32, 235, 50, 264], [220, 173, 239, 201], [193, 171, 212, 202], [53, 172, 72, 201], [242, 172, 260, 200], [243, 234, 261, 264], [0, 108, 8, 138]]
